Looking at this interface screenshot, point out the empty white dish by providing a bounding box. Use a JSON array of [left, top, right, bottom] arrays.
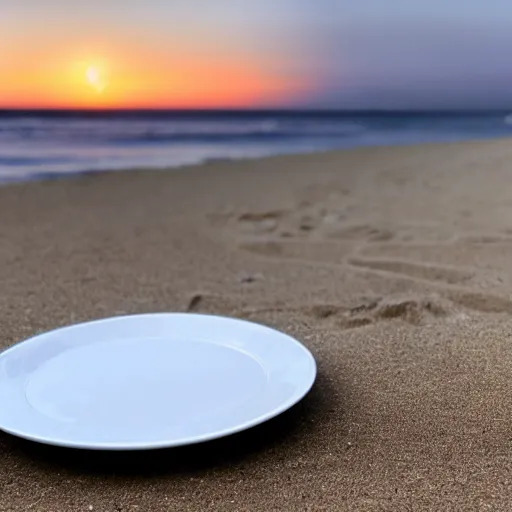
[[0, 313, 316, 450]]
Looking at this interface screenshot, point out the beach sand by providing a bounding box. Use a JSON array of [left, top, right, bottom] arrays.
[[2, 138, 512, 510]]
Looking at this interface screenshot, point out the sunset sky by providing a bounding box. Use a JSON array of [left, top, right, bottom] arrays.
[[3, 0, 512, 109]]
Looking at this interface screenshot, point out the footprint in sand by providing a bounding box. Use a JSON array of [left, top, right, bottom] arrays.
[[240, 240, 354, 265], [212, 199, 512, 320], [183, 291, 453, 330], [217, 197, 358, 241], [292, 294, 452, 329], [240, 237, 512, 319], [227, 203, 459, 247], [237, 211, 284, 235], [348, 258, 473, 286], [234, 208, 330, 239], [240, 238, 473, 287], [325, 224, 395, 243], [456, 233, 512, 245], [359, 238, 512, 282], [445, 290, 512, 315]]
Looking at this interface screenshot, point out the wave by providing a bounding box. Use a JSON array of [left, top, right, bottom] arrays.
[[0, 118, 367, 145], [2, 112, 512, 184], [109, 128, 365, 144], [0, 155, 73, 166]]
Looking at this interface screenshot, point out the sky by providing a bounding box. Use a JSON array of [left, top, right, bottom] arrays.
[[2, 0, 512, 109]]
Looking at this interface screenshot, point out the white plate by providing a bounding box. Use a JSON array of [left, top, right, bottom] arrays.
[[0, 313, 316, 450]]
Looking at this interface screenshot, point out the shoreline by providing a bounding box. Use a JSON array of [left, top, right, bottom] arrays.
[[2, 136, 512, 510], [2, 134, 512, 188]]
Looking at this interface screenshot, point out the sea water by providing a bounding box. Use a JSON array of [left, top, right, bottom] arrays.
[[1, 110, 511, 183]]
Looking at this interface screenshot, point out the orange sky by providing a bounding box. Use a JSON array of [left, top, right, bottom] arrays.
[[2, 56, 297, 110], [1, 32, 307, 110], [8, 1, 512, 111], [1, 1, 323, 110]]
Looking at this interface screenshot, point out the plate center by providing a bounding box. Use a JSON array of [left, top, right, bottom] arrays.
[[25, 337, 267, 431]]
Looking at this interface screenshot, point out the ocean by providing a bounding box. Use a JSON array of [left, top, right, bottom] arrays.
[[1, 110, 512, 183]]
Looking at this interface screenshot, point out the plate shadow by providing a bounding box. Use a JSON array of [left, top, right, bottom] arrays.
[[2, 373, 336, 478]]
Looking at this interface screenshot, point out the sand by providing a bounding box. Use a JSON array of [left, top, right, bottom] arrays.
[[2, 138, 512, 510]]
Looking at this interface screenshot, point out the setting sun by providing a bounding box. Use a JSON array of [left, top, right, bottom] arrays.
[[85, 65, 108, 93], [0, 36, 307, 109]]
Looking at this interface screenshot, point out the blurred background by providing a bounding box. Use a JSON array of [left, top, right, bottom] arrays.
[[2, 0, 512, 182]]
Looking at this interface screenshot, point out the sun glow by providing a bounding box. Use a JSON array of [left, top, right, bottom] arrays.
[[0, 40, 308, 109], [85, 65, 108, 93]]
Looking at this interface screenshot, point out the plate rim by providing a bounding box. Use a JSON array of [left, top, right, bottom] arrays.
[[0, 312, 317, 451]]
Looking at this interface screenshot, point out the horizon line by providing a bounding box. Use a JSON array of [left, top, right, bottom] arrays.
[[1, 107, 511, 115]]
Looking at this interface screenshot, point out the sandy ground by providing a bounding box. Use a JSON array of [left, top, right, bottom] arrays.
[[2, 138, 512, 510]]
